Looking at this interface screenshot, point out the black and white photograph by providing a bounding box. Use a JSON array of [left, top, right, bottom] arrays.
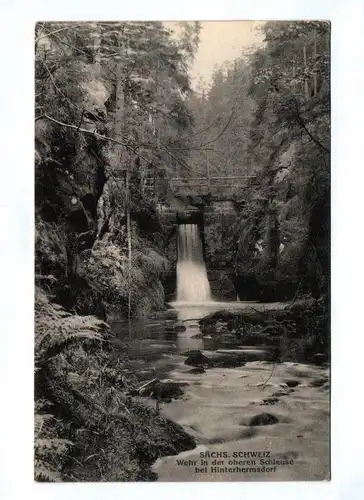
[[34, 20, 330, 482]]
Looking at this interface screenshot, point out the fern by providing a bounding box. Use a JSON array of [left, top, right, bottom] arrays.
[[34, 287, 112, 480], [35, 287, 109, 367], [35, 433, 74, 482], [34, 398, 74, 482]]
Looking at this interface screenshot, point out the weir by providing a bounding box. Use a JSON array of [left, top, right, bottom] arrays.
[[176, 224, 211, 302]]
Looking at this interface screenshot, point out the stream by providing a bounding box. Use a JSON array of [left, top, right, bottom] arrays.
[[111, 300, 330, 481]]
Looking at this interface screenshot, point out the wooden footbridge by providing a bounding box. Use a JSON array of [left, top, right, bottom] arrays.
[[143, 173, 257, 200]]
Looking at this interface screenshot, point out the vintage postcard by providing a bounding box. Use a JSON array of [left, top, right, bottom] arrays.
[[35, 20, 330, 482]]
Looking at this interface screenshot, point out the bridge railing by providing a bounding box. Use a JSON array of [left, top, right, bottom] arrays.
[[168, 176, 256, 197], [141, 175, 257, 198]]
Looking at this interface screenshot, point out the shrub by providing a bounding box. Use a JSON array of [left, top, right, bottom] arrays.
[[85, 236, 168, 318]]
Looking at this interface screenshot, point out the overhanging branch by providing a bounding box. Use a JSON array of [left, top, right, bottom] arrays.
[[36, 113, 195, 176], [198, 110, 235, 148], [294, 100, 330, 154], [36, 114, 153, 167]]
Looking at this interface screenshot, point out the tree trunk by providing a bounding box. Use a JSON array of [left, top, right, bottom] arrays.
[[303, 44, 310, 100], [126, 168, 132, 337], [114, 24, 133, 335], [265, 204, 280, 274]]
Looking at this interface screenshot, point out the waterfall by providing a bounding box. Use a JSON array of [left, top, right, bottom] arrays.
[[176, 224, 212, 303]]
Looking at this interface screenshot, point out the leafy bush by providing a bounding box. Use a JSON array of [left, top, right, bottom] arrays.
[[85, 236, 168, 318]]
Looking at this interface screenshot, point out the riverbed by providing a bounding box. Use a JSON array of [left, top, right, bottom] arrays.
[[112, 301, 330, 482]]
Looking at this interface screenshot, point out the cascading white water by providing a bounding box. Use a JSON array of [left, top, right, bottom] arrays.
[[176, 224, 212, 302]]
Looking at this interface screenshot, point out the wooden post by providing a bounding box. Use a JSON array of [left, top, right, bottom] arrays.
[[114, 25, 124, 134], [125, 31, 132, 339], [126, 167, 132, 338], [206, 151, 210, 195], [92, 22, 101, 75], [115, 24, 132, 338], [153, 168, 157, 203], [313, 27, 318, 97], [292, 63, 296, 95]]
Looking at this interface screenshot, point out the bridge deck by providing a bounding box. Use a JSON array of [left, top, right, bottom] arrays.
[[143, 175, 256, 198]]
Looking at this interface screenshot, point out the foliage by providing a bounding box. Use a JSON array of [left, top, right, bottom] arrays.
[[245, 21, 330, 294], [34, 286, 195, 481], [35, 287, 108, 371], [35, 286, 108, 371], [85, 233, 169, 316], [187, 57, 256, 181], [35, 21, 201, 316], [35, 23, 201, 479], [34, 286, 107, 481], [191, 21, 330, 300], [35, 21, 200, 187], [34, 397, 75, 482]]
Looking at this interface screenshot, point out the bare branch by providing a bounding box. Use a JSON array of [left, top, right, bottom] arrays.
[[36, 25, 78, 44], [42, 26, 117, 78], [167, 116, 224, 146], [294, 99, 330, 154], [198, 110, 235, 148], [159, 146, 194, 173], [34, 23, 46, 53], [37, 114, 154, 167], [260, 363, 276, 389]]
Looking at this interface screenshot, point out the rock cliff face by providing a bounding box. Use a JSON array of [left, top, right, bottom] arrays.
[[203, 202, 238, 300], [230, 148, 329, 302], [35, 64, 171, 319], [35, 64, 110, 315], [198, 154, 328, 303]]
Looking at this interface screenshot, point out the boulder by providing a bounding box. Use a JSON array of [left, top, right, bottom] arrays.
[[138, 378, 185, 401], [151, 381, 184, 401], [260, 397, 280, 406], [211, 355, 246, 368], [184, 350, 212, 367], [271, 391, 289, 397], [309, 378, 328, 388], [249, 413, 279, 426], [312, 353, 326, 364], [188, 367, 206, 374], [138, 378, 160, 397], [174, 324, 187, 333], [285, 380, 300, 388], [181, 349, 203, 357], [161, 309, 178, 320]]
